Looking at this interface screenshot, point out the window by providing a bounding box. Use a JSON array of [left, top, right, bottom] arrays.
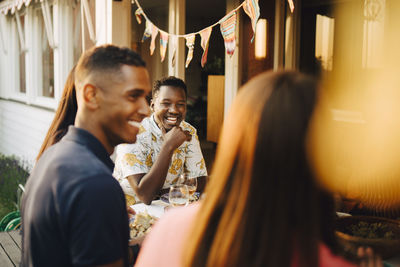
[[362, 0, 385, 69], [16, 10, 26, 94], [2, 1, 79, 108], [315, 15, 335, 71], [36, 6, 54, 98], [0, 16, 7, 97], [72, 1, 82, 64], [81, 0, 96, 52]]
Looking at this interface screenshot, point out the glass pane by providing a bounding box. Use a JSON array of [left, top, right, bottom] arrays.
[[299, 0, 387, 78], [18, 14, 26, 93], [315, 14, 334, 72], [82, 0, 95, 52], [37, 6, 54, 98], [73, 1, 82, 64], [362, 0, 385, 69]]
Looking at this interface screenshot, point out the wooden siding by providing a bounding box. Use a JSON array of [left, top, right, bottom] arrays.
[[0, 99, 54, 168]]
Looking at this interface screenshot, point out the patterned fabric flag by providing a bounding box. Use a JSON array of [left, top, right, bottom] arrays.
[[288, 0, 295, 13], [220, 11, 237, 56], [185, 34, 196, 68], [170, 35, 178, 67], [150, 25, 159, 55], [142, 20, 152, 42], [243, 0, 260, 42], [135, 8, 144, 24], [200, 27, 212, 67], [159, 31, 169, 62]]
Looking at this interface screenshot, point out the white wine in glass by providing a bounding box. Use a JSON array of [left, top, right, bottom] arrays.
[[180, 174, 197, 197], [169, 185, 189, 207], [187, 185, 196, 197]]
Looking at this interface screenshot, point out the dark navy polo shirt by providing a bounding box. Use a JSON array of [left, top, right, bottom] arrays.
[[21, 126, 129, 267]]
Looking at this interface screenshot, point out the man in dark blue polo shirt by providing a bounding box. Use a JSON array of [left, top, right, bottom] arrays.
[[21, 45, 151, 267]]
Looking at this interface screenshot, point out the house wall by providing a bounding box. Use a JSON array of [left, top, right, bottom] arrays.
[[0, 0, 74, 168], [0, 99, 54, 169]]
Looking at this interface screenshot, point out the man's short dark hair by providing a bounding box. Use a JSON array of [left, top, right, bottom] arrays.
[[153, 76, 187, 99], [75, 45, 146, 88]]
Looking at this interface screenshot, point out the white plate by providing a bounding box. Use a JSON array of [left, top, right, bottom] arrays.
[[131, 200, 168, 218]]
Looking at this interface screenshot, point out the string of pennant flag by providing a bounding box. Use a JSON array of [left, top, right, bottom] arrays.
[[132, 0, 294, 68]]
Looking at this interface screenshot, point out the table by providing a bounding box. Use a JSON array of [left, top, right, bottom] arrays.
[[0, 231, 21, 267]]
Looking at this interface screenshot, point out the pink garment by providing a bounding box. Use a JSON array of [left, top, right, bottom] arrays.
[[135, 204, 356, 267]]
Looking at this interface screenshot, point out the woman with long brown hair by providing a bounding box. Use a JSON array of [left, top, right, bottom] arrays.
[[134, 71, 357, 267], [36, 67, 77, 160]]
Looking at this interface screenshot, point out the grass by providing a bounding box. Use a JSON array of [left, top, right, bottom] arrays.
[[0, 154, 29, 220]]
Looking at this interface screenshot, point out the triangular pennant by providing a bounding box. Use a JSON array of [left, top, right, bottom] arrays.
[[288, 0, 295, 13], [135, 8, 144, 24], [160, 31, 169, 62], [150, 26, 159, 55], [142, 20, 152, 42], [170, 35, 178, 67], [185, 34, 196, 68], [243, 0, 260, 43], [200, 27, 212, 67], [220, 11, 237, 56]]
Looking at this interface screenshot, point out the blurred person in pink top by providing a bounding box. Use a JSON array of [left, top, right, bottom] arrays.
[[135, 71, 381, 267]]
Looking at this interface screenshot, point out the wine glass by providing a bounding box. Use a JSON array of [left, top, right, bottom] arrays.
[[183, 176, 197, 199], [169, 184, 189, 207]]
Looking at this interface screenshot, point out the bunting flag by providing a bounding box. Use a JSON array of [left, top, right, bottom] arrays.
[[288, 0, 294, 13], [220, 11, 237, 56], [200, 27, 212, 67], [142, 20, 152, 42], [170, 35, 178, 67], [243, 0, 260, 42], [133, 0, 265, 63], [150, 25, 159, 55], [135, 8, 144, 24], [185, 34, 196, 68], [160, 31, 169, 62]]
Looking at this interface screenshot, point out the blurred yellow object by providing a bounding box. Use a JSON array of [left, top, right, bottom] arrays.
[[307, 0, 400, 215]]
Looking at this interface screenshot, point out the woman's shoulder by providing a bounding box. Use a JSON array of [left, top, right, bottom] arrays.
[[135, 204, 200, 267], [145, 204, 200, 242], [319, 244, 357, 267], [162, 203, 201, 223]]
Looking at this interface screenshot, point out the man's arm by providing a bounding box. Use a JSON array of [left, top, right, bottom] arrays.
[[127, 144, 174, 204], [127, 126, 190, 204]]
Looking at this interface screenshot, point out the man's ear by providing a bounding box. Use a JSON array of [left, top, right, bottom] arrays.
[[150, 99, 155, 112], [82, 84, 100, 109]]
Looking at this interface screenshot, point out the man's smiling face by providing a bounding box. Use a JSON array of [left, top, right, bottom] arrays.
[[151, 85, 187, 132]]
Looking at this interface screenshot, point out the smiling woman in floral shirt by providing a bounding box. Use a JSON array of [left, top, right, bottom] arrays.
[[113, 77, 207, 205]]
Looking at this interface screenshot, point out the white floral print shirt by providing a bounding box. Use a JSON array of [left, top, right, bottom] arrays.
[[113, 115, 207, 200]]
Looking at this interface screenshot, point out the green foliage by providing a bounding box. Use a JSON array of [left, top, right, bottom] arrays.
[[0, 154, 29, 219]]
